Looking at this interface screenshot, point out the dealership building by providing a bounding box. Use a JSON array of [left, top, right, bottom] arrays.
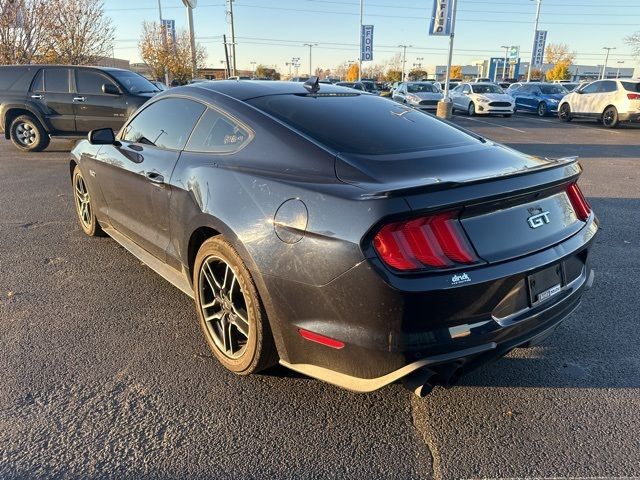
[[430, 61, 636, 82]]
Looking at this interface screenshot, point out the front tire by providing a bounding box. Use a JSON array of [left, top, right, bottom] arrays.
[[9, 114, 50, 152], [193, 237, 277, 375], [602, 106, 619, 128], [468, 102, 476, 116], [537, 102, 548, 117], [72, 165, 102, 236], [559, 103, 572, 122]]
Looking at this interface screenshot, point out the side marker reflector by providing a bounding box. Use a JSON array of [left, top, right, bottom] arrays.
[[298, 328, 345, 349]]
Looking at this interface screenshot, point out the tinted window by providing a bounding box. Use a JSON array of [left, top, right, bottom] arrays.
[[539, 84, 567, 94], [109, 70, 159, 94], [621, 81, 640, 93], [30, 69, 44, 92], [581, 82, 600, 94], [76, 70, 117, 94], [45, 68, 70, 93], [186, 108, 250, 153], [248, 94, 477, 155], [471, 84, 504, 94], [121, 98, 205, 150], [599, 81, 617, 93]]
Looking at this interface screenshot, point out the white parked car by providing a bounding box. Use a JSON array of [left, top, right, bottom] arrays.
[[451, 82, 514, 116], [392, 82, 443, 112], [558, 79, 640, 128]]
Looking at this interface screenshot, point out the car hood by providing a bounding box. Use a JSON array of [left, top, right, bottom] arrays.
[[411, 92, 443, 100], [335, 141, 575, 194], [472, 93, 512, 102]]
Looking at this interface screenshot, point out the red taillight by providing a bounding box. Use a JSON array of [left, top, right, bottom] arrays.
[[627, 93, 640, 100], [567, 183, 591, 221], [298, 329, 345, 349], [373, 211, 479, 271]]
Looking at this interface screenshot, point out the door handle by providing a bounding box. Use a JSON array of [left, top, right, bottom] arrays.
[[73, 96, 86, 102], [146, 172, 165, 184], [31, 94, 43, 99]]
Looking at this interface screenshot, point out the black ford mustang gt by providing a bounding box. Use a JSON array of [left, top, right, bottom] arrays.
[[69, 80, 597, 396]]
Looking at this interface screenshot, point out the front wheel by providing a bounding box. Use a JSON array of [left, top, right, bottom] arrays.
[[72, 165, 102, 236], [193, 237, 277, 374], [9, 114, 50, 152], [558, 103, 572, 122], [537, 102, 548, 117], [602, 106, 619, 128], [468, 102, 476, 116]]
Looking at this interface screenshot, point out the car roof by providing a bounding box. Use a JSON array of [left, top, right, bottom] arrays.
[[177, 80, 358, 101]]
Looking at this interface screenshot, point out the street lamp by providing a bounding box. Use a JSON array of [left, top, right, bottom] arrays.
[[526, 0, 541, 82], [475, 61, 483, 80], [250, 61, 257, 77], [398, 44, 412, 82], [501, 45, 510, 80], [303, 43, 318, 77], [601, 47, 616, 79], [616, 60, 625, 79]]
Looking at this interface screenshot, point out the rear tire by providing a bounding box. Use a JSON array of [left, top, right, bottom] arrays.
[[468, 102, 476, 116], [602, 106, 619, 128], [9, 114, 49, 152], [559, 103, 572, 122], [537, 102, 548, 117], [193, 237, 277, 375]]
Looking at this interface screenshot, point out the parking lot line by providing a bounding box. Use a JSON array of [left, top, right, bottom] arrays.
[[513, 114, 621, 134], [457, 116, 526, 133]]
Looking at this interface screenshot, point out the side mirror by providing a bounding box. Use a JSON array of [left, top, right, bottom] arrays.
[[575, 89, 583, 94], [88, 128, 115, 145], [102, 83, 120, 95]]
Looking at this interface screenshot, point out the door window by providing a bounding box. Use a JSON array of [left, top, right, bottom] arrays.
[[44, 68, 71, 93], [121, 98, 206, 150], [76, 70, 118, 95], [30, 69, 44, 92], [186, 108, 251, 153], [580, 82, 600, 94], [598, 81, 617, 93]]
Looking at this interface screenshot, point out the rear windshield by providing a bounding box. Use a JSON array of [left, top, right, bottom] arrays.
[[407, 83, 438, 93], [471, 84, 504, 94], [109, 70, 159, 94], [621, 81, 640, 93], [247, 94, 477, 155]]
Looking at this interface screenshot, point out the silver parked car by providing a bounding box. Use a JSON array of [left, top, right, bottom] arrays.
[[392, 82, 444, 112]]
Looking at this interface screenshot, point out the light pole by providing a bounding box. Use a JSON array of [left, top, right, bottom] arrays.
[[303, 43, 317, 77], [182, 0, 198, 79], [157, 0, 169, 85], [617, 60, 625, 78], [475, 61, 483, 80], [601, 47, 615, 79], [220, 60, 227, 79], [527, 0, 541, 82], [437, 0, 458, 119], [398, 44, 411, 82], [358, 0, 363, 81], [250, 61, 256, 77], [501, 45, 510, 80]]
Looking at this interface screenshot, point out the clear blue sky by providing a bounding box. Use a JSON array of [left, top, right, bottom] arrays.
[[107, 0, 639, 73]]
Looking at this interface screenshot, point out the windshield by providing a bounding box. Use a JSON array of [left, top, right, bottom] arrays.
[[362, 82, 377, 92], [248, 94, 476, 155], [407, 83, 438, 93], [110, 70, 159, 94], [471, 84, 504, 94], [539, 85, 567, 94]]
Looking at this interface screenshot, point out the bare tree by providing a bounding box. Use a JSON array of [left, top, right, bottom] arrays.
[[0, 0, 54, 64], [544, 43, 576, 65], [626, 32, 640, 59], [43, 0, 115, 65], [139, 21, 206, 83]]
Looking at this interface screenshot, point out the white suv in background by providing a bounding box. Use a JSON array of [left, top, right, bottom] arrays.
[[558, 79, 640, 128]]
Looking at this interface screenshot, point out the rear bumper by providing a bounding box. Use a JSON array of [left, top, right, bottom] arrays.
[[618, 111, 640, 122], [269, 216, 598, 392]]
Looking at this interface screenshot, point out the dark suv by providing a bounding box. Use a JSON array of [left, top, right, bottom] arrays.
[[0, 65, 159, 152]]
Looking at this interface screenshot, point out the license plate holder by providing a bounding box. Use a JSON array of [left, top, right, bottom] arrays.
[[528, 263, 564, 305]]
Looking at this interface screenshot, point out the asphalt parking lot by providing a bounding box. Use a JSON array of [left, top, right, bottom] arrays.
[[1, 113, 639, 479]]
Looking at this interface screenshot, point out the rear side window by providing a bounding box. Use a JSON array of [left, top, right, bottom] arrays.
[[620, 81, 640, 93], [248, 94, 477, 155], [44, 68, 70, 93], [30, 69, 44, 92], [76, 70, 117, 95], [121, 98, 205, 150], [186, 108, 250, 153], [599, 81, 617, 93], [581, 82, 600, 94]]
